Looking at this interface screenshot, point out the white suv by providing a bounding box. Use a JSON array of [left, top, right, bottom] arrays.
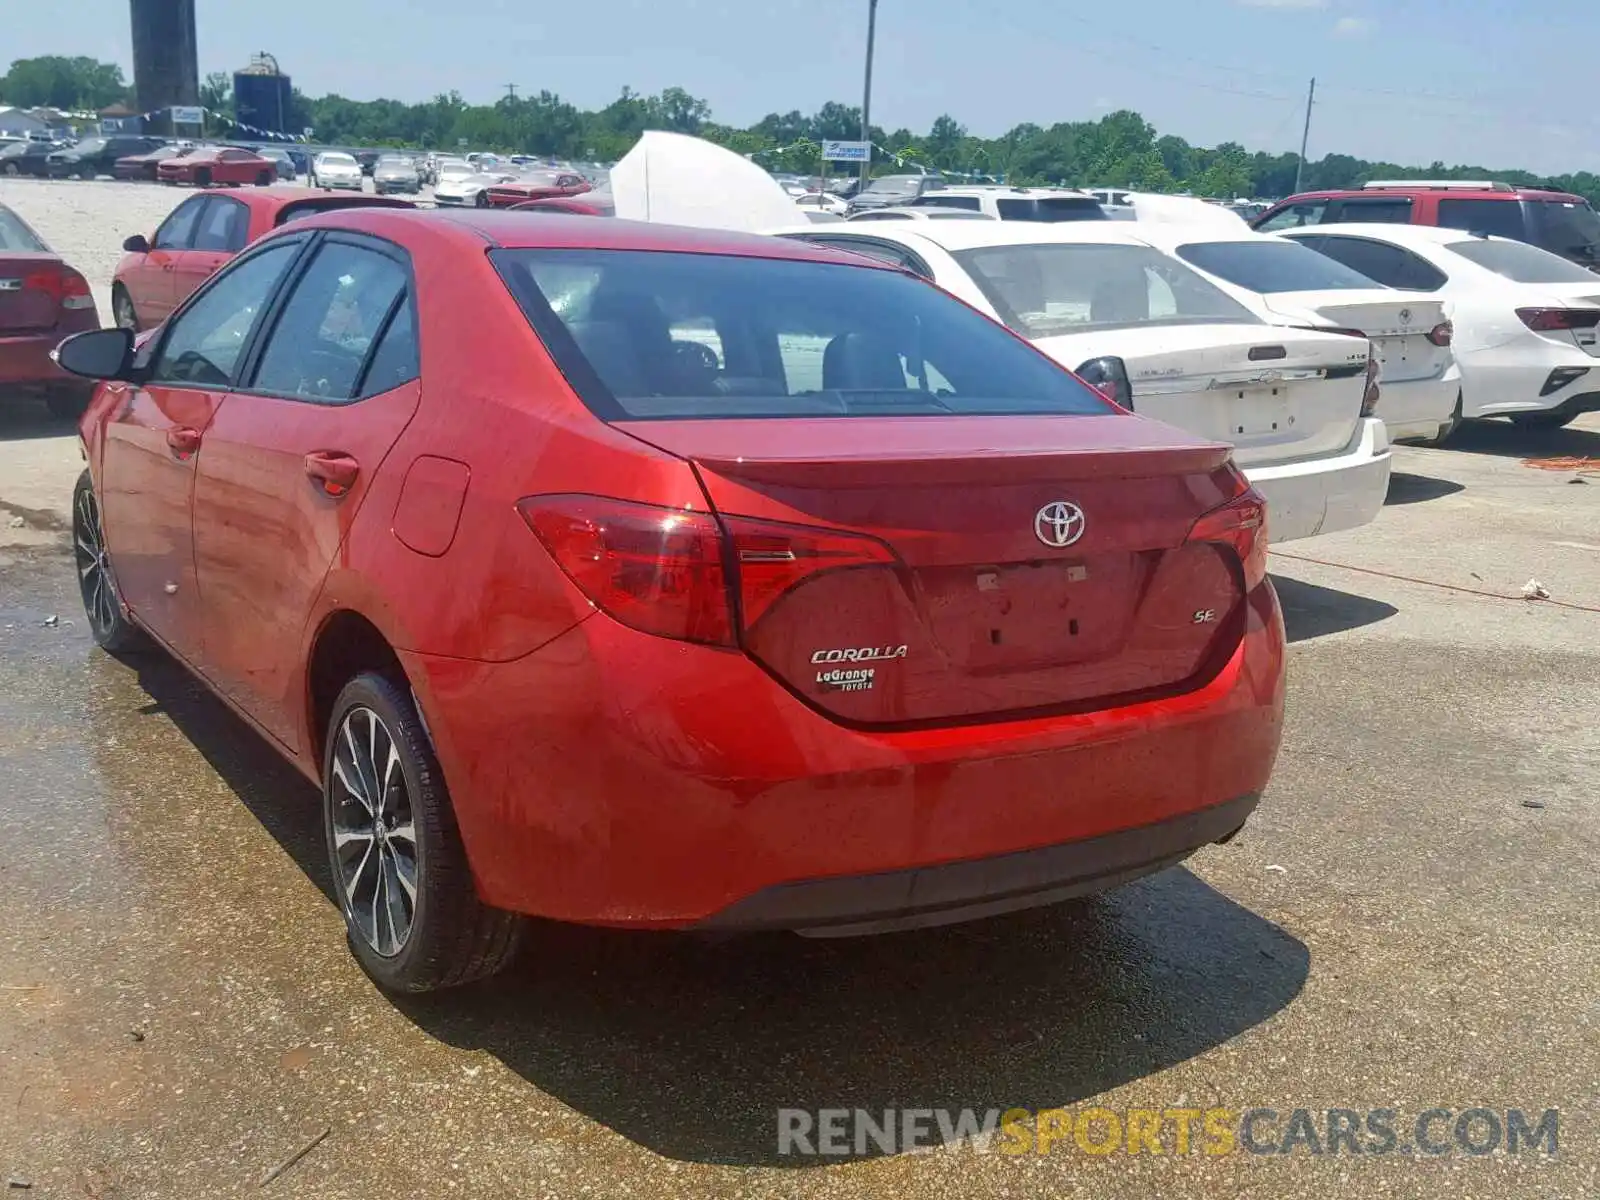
[[907, 186, 1109, 223]]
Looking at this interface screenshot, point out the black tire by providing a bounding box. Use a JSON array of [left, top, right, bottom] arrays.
[[194, 168, 211, 188], [473, 190, 489, 208], [111, 285, 139, 333], [1508, 410, 1578, 430], [323, 672, 523, 993], [72, 470, 149, 657], [255, 170, 271, 186], [79, 164, 96, 180], [2, 163, 17, 177]]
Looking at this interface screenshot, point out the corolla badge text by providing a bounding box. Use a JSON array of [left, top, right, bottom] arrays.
[[810, 646, 908, 665]]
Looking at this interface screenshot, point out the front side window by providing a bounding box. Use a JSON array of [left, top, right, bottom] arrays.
[[1255, 200, 1328, 232], [493, 248, 1112, 420], [1177, 239, 1382, 293], [150, 242, 301, 387], [1444, 237, 1600, 284], [192, 198, 248, 252], [153, 196, 206, 249], [251, 240, 409, 402], [953, 242, 1259, 336]]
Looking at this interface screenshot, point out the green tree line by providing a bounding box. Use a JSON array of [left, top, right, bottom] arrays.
[[6, 55, 1599, 204]]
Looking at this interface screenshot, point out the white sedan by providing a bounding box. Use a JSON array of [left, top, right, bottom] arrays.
[[1279, 224, 1600, 431], [310, 151, 363, 191], [1131, 224, 1460, 445], [779, 220, 1391, 543]]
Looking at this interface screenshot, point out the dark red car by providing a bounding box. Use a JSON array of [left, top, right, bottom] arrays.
[[1253, 181, 1600, 269], [157, 146, 277, 188], [0, 201, 100, 417], [484, 169, 592, 209], [54, 209, 1284, 993], [111, 187, 416, 331], [115, 143, 189, 181]]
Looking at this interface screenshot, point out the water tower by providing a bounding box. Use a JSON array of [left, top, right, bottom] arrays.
[[234, 52, 293, 137], [128, 0, 199, 133]]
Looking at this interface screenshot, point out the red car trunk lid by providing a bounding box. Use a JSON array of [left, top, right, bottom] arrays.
[[0, 254, 64, 333], [619, 415, 1251, 726]]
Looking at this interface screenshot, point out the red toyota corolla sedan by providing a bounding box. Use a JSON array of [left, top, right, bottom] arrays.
[[54, 209, 1285, 993], [157, 146, 277, 188], [112, 187, 416, 332]]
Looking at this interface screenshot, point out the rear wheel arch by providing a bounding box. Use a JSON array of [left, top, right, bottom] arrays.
[[306, 609, 410, 766]]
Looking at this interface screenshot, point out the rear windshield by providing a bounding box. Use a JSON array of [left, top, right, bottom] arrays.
[[1177, 239, 1380, 293], [492, 248, 1112, 420], [861, 177, 922, 197], [0, 206, 48, 252], [953, 243, 1259, 336], [1445, 238, 1599, 283], [996, 197, 1108, 223], [276, 197, 414, 224]]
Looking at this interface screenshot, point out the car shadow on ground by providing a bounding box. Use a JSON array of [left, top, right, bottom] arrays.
[[1271, 574, 1397, 643], [0, 393, 75, 443], [1385, 471, 1464, 505], [1444, 417, 1600, 462], [122, 649, 1311, 1168]]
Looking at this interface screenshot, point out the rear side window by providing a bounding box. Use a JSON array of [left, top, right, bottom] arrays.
[[493, 248, 1111, 421], [1443, 238, 1600, 284], [1296, 236, 1447, 291], [996, 197, 1108, 223], [250, 240, 409, 402], [1437, 199, 1526, 241], [192, 198, 248, 252], [1325, 197, 1413, 224], [1177, 239, 1381, 293]]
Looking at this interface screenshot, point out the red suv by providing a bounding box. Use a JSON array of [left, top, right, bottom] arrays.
[[1253, 181, 1600, 270]]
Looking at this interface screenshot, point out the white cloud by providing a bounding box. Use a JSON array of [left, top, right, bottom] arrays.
[[1333, 15, 1376, 35], [1236, 0, 1328, 8]]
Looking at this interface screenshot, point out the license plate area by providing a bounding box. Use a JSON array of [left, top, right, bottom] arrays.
[[1227, 386, 1294, 438]]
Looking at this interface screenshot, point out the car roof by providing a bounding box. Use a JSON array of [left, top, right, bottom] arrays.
[[282, 208, 901, 266], [931, 186, 1094, 198], [199, 187, 406, 215], [1276, 185, 1583, 203]]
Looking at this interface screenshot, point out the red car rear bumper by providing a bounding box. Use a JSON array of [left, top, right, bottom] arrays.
[[403, 581, 1286, 930], [0, 314, 97, 387]]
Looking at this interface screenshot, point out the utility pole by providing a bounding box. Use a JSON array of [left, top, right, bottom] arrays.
[[859, 0, 879, 187], [504, 83, 518, 102], [1293, 76, 1315, 194]]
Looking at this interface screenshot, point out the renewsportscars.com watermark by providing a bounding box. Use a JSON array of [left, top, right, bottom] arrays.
[[777, 1106, 1561, 1159]]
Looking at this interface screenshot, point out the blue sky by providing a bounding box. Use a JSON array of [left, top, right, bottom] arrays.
[[13, 0, 1591, 175]]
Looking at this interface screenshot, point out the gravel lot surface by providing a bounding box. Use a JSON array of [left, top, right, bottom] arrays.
[[0, 176, 1595, 1199]]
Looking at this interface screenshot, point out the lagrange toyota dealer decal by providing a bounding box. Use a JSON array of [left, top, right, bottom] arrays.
[[811, 645, 908, 693]]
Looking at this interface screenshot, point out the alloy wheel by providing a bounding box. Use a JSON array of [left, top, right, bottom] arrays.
[[74, 484, 118, 637], [329, 706, 418, 958]]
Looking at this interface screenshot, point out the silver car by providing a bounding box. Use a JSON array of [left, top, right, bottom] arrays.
[[372, 154, 420, 195], [311, 151, 364, 191]]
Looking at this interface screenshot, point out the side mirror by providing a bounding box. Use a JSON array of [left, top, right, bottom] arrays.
[[53, 327, 136, 381], [122, 233, 150, 253], [1075, 356, 1134, 410]]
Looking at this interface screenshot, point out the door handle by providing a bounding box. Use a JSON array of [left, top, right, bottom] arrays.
[[304, 451, 361, 497], [166, 427, 201, 455]]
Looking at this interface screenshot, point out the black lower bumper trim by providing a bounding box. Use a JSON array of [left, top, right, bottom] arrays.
[[695, 792, 1261, 936]]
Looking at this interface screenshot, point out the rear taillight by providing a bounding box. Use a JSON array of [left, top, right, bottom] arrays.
[[1187, 474, 1268, 590], [1516, 307, 1600, 332], [518, 496, 898, 646], [1426, 320, 1453, 347], [1360, 344, 1381, 417], [23, 266, 94, 311]]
